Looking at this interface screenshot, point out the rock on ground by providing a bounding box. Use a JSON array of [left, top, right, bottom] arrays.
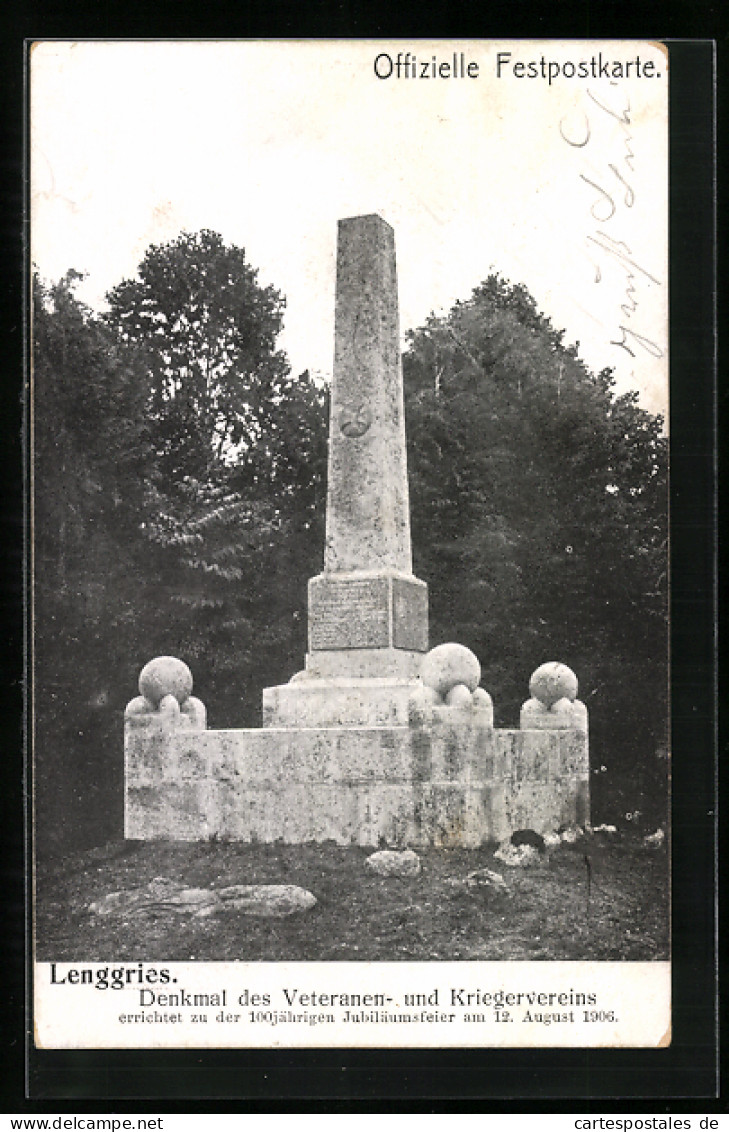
[[494, 843, 542, 868], [365, 849, 421, 877], [89, 878, 215, 917], [511, 829, 546, 853], [559, 825, 584, 844], [447, 867, 508, 893], [89, 878, 317, 919], [215, 884, 317, 917]]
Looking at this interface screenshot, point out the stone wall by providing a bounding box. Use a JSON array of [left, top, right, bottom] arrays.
[[125, 710, 589, 848]]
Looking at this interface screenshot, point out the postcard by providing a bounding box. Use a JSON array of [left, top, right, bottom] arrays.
[[31, 39, 671, 1051]]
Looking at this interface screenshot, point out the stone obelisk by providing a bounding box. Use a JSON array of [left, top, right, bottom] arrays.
[[263, 214, 429, 727], [324, 214, 413, 576]]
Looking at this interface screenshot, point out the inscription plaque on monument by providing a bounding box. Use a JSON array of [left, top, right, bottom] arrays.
[[309, 577, 390, 650], [308, 573, 429, 653]]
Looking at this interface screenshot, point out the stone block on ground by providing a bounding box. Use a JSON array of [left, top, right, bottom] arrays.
[[365, 848, 421, 877], [89, 878, 317, 919], [215, 884, 317, 917], [123, 217, 591, 853], [494, 843, 542, 868]]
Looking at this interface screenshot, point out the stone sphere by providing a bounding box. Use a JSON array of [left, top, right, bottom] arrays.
[[158, 693, 181, 718], [124, 695, 155, 718], [421, 643, 481, 698], [529, 662, 578, 708], [408, 683, 441, 725], [471, 687, 493, 712], [180, 696, 207, 729], [445, 683, 473, 708], [139, 656, 193, 707], [520, 697, 549, 721]]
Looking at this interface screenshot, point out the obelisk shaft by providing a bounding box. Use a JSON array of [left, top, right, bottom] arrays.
[[306, 214, 428, 664], [325, 214, 412, 574]]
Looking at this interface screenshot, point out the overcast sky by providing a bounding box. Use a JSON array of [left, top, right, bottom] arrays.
[[31, 40, 668, 418]]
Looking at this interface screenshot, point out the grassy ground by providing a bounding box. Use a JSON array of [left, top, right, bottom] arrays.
[[35, 832, 669, 962]]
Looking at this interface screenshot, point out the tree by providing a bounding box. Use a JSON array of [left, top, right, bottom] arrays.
[[32, 271, 153, 851], [33, 238, 328, 852], [404, 275, 668, 826], [102, 231, 329, 721], [33, 272, 151, 570], [105, 230, 292, 484]]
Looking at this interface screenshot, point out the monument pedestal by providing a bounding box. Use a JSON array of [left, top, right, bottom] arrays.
[[124, 214, 590, 848], [262, 677, 421, 728], [263, 568, 429, 727]]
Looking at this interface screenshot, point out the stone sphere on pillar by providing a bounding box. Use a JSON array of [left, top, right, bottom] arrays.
[[180, 695, 207, 730], [139, 656, 193, 707], [416, 684, 442, 707], [471, 687, 494, 716], [528, 662, 578, 708], [124, 695, 155, 718], [445, 683, 473, 708], [421, 643, 481, 698], [408, 683, 441, 725], [158, 693, 181, 719]]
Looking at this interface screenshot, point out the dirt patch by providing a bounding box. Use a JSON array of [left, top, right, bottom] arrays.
[[34, 834, 669, 963]]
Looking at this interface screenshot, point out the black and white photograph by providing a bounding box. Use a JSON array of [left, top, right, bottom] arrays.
[[30, 39, 671, 1050]]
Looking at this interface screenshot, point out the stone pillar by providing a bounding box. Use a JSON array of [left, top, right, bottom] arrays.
[[307, 215, 428, 675], [263, 215, 429, 725], [519, 661, 588, 731], [518, 662, 590, 828], [124, 657, 207, 838], [325, 214, 413, 575]]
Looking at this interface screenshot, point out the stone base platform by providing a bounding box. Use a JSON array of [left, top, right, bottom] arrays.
[[124, 713, 590, 848], [263, 638, 429, 728], [262, 676, 422, 728]]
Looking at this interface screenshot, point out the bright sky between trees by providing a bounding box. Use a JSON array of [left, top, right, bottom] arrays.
[[31, 40, 668, 419]]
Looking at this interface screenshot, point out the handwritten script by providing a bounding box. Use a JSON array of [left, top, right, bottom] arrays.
[[560, 84, 664, 363]]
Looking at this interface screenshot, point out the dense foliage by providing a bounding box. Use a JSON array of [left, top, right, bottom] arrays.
[[33, 241, 327, 853], [403, 277, 668, 825], [33, 242, 668, 855]]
